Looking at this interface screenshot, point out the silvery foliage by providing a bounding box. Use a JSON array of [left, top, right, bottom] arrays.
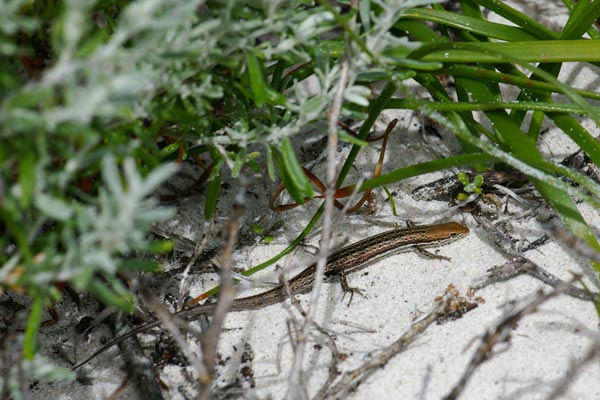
[[57, 156, 176, 286]]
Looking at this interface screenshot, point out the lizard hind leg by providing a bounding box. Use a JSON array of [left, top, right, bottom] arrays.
[[339, 270, 365, 306]]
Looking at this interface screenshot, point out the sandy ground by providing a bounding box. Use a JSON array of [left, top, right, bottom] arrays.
[[29, 2, 600, 399]]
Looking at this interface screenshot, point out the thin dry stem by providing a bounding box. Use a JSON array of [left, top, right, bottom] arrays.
[[287, 48, 352, 398], [139, 284, 205, 375], [443, 286, 563, 400], [546, 334, 600, 400], [198, 191, 245, 399], [105, 375, 132, 400], [538, 212, 600, 266], [313, 293, 456, 399], [472, 216, 597, 301], [178, 220, 215, 310], [112, 313, 165, 400]]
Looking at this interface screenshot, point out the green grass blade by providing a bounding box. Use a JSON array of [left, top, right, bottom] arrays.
[[410, 40, 600, 63], [359, 153, 497, 191], [23, 294, 43, 359], [387, 99, 588, 114], [398, 8, 539, 41], [474, 0, 559, 39], [281, 136, 314, 199]]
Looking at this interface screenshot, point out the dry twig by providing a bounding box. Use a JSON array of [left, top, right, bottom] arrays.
[[286, 38, 352, 399], [112, 313, 165, 400], [472, 216, 598, 301], [197, 190, 246, 399], [546, 333, 600, 400], [443, 286, 563, 400], [313, 292, 457, 399], [177, 220, 215, 310]]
